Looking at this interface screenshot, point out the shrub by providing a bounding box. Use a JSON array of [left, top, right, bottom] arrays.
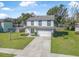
[[31, 32, 37, 36], [66, 26, 75, 31], [20, 33, 29, 36]]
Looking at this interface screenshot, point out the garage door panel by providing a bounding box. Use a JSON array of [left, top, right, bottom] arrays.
[[37, 30, 52, 37]]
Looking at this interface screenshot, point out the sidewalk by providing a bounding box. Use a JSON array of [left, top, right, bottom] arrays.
[[0, 48, 21, 54], [50, 53, 75, 57]]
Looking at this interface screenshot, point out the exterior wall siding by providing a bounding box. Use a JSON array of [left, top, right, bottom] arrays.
[[34, 21, 38, 26], [42, 21, 47, 26], [75, 24, 79, 32], [51, 21, 54, 27], [26, 20, 54, 27], [75, 28, 79, 32], [27, 21, 31, 26], [1, 23, 4, 30]]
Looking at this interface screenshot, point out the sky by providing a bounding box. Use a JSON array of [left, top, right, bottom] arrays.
[[0, 1, 79, 19]]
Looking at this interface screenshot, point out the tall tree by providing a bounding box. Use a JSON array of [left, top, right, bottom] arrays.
[[47, 6, 60, 15], [16, 13, 34, 24], [47, 4, 68, 26]]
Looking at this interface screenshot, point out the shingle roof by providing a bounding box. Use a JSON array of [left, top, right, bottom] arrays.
[[27, 15, 54, 21]]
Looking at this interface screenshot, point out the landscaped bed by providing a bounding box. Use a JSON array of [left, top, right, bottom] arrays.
[[51, 30, 79, 56], [0, 53, 15, 57], [0, 32, 34, 49]]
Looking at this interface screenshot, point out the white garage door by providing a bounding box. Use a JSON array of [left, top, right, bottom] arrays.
[[38, 30, 52, 37]]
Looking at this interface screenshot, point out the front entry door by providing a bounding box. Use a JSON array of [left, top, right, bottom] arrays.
[[31, 28, 34, 33]]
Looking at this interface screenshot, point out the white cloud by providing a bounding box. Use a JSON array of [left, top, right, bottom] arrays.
[[1, 7, 14, 11], [19, 1, 37, 7], [26, 11, 44, 15], [0, 2, 4, 8], [69, 1, 79, 8], [32, 11, 37, 14], [0, 13, 10, 19], [0, 2, 14, 11], [27, 11, 37, 14]]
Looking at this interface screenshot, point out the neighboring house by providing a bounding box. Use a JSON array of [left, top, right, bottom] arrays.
[[75, 23, 79, 32], [1, 22, 14, 32], [25, 16, 54, 37], [0, 24, 3, 32]]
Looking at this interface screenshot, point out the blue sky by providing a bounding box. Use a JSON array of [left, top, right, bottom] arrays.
[[0, 1, 79, 19]]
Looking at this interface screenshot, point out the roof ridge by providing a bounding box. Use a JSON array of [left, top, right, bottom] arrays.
[[27, 15, 54, 21]]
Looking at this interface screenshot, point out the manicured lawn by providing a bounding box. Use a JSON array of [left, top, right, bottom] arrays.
[[51, 30, 79, 56], [0, 32, 34, 49], [0, 53, 15, 57]]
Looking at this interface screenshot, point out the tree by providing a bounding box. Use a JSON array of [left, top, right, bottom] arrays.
[[67, 4, 79, 30], [16, 13, 35, 24], [47, 6, 60, 15], [47, 4, 68, 27]]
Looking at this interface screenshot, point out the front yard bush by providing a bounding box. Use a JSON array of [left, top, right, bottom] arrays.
[[31, 32, 37, 36], [20, 33, 29, 36]]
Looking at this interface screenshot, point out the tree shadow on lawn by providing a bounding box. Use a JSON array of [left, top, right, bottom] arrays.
[[53, 31, 68, 37]]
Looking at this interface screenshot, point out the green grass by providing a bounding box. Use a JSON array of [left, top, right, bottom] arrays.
[[0, 32, 34, 49], [51, 30, 79, 56], [0, 53, 15, 57]]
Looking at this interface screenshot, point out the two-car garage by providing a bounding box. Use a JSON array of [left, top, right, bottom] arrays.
[[25, 28, 53, 37], [37, 29, 53, 37]]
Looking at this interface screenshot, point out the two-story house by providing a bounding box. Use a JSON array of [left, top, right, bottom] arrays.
[[25, 16, 54, 37]]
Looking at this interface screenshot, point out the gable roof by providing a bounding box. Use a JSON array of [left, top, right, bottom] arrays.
[[27, 15, 54, 21]]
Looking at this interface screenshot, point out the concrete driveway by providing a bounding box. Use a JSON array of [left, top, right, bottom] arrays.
[[16, 36, 51, 57]]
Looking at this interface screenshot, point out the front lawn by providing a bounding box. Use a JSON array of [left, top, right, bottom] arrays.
[[0, 53, 15, 57], [0, 32, 34, 49], [51, 30, 79, 56]]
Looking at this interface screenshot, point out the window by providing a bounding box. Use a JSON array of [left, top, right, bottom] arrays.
[[47, 20, 51, 26], [39, 20, 42, 26], [31, 21, 34, 25]]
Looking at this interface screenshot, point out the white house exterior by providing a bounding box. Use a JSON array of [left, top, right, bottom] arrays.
[[75, 23, 79, 32], [25, 16, 54, 37]]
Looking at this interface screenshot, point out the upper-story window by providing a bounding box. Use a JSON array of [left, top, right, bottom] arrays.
[[47, 20, 51, 26], [31, 21, 34, 25], [39, 20, 42, 26]]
